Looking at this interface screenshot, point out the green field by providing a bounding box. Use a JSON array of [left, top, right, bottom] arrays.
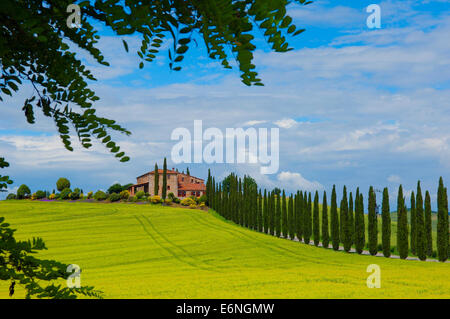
[[0, 201, 449, 298]]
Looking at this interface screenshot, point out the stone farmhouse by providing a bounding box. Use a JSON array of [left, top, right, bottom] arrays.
[[128, 169, 206, 198]]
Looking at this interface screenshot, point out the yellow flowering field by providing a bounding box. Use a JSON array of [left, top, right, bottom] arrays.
[[0, 201, 448, 298]]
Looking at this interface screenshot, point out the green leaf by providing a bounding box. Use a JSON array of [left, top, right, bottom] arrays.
[[122, 39, 129, 52]]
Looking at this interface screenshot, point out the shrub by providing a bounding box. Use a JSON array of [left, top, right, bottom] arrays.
[[121, 183, 133, 192], [120, 190, 130, 200], [17, 184, 31, 199], [164, 199, 172, 205], [150, 195, 162, 204], [6, 193, 16, 200], [128, 196, 137, 202], [135, 190, 145, 200], [53, 193, 61, 199], [109, 193, 121, 202], [199, 194, 207, 203], [69, 191, 80, 200], [94, 190, 107, 201], [189, 195, 199, 204], [31, 193, 37, 200], [49, 193, 56, 200], [56, 177, 70, 192], [168, 192, 180, 203], [35, 190, 46, 199], [189, 203, 197, 209], [199, 202, 205, 207], [181, 197, 196, 206], [60, 188, 72, 200], [87, 191, 93, 199], [107, 183, 123, 194]]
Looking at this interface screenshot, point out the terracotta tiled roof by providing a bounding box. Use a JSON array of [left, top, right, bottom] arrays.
[[178, 183, 206, 191], [136, 169, 177, 179]]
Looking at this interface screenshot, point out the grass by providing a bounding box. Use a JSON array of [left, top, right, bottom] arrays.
[[0, 200, 449, 299]]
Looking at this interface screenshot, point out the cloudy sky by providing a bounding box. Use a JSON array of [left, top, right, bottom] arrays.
[[1, 0, 449, 207]]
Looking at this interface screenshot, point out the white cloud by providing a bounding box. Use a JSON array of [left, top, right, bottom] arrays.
[[277, 171, 323, 191], [1, 2, 449, 199], [243, 120, 267, 126], [388, 175, 402, 183], [274, 118, 297, 129]]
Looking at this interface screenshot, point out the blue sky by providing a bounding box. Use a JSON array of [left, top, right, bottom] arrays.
[[1, 0, 449, 208]]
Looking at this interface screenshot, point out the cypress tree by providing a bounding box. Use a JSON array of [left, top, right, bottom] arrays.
[[397, 185, 408, 259], [253, 187, 258, 230], [238, 179, 243, 226], [331, 185, 340, 250], [368, 186, 378, 256], [445, 187, 449, 260], [241, 179, 246, 227], [162, 157, 167, 200], [234, 175, 239, 223], [416, 182, 426, 261], [381, 187, 391, 257], [186, 167, 190, 175], [288, 194, 294, 239], [267, 191, 271, 234], [257, 189, 263, 232], [263, 189, 268, 233], [251, 182, 256, 230], [297, 191, 303, 241], [340, 187, 347, 245], [313, 191, 320, 246], [348, 192, 354, 245], [303, 193, 312, 244], [410, 192, 416, 255], [269, 192, 275, 236], [354, 189, 365, 254], [212, 178, 216, 210], [276, 192, 282, 237], [321, 190, 329, 249], [437, 177, 449, 262], [282, 190, 288, 237], [154, 163, 159, 196], [206, 169, 211, 206], [342, 187, 352, 252], [217, 183, 221, 213], [249, 186, 254, 228], [424, 190, 432, 257]]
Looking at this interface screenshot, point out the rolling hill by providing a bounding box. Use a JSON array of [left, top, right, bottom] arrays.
[[0, 201, 448, 298]]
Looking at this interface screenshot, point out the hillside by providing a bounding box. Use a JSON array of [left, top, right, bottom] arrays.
[[0, 201, 448, 298]]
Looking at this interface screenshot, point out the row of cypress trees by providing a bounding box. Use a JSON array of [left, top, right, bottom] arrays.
[[206, 171, 449, 262]]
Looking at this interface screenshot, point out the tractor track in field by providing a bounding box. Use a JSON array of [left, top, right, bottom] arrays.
[[135, 215, 217, 273], [189, 212, 346, 268], [140, 214, 217, 268]]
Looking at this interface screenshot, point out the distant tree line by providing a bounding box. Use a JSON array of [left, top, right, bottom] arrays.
[[206, 171, 449, 262]]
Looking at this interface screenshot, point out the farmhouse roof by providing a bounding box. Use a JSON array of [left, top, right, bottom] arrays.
[[136, 169, 178, 178], [178, 183, 206, 191], [136, 170, 205, 181]]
